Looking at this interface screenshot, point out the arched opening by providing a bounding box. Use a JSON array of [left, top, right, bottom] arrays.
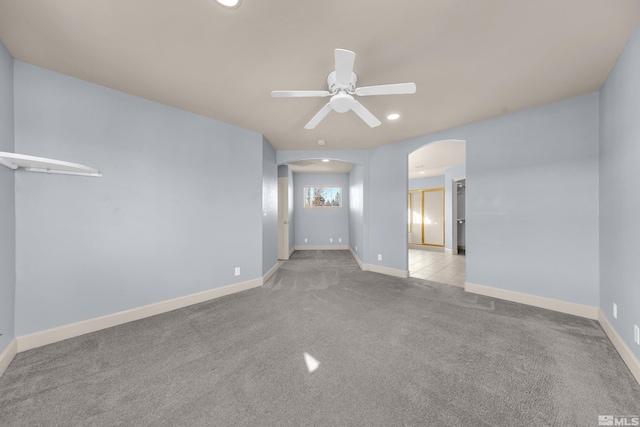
[[407, 140, 466, 286], [276, 157, 358, 261]]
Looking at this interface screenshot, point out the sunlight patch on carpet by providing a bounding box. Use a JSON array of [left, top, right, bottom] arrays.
[[303, 352, 320, 373]]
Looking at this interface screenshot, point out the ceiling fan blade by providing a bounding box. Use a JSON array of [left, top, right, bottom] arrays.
[[335, 49, 355, 86], [355, 82, 417, 96], [350, 101, 381, 128], [304, 103, 333, 129], [272, 90, 331, 98]]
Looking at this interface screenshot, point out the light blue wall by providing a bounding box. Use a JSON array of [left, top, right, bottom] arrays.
[[349, 164, 365, 260], [0, 40, 15, 353], [444, 163, 466, 250], [367, 93, 600, 306], [13, 62, 265, 336], [367, 143, 409, 268], [293, 173, 349, 247], [600, 24, 640, 359], [262, 137, 278, 275], [409, 175, 445, 190]]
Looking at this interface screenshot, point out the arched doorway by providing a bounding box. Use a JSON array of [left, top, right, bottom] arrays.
[[407, 140, 466, 286]]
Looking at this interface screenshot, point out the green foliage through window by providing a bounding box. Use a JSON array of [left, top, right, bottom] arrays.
[[304, 186, 342, 208]]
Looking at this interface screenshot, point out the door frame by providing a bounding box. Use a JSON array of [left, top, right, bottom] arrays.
[[452, 176, 466, 255], [278, 177, 290, 260]]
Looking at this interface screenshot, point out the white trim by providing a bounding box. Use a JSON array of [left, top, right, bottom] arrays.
[[262, 261, 282, 284], [349, 247, 364, 270], [598, 310, 640, 385], [363, 263, 410, 278], [348, 247, 409, 278], [464, 282, 599, 320], [0, 339, 17, 377], [289, 246, 295, 257], [294, 245, 349, 251], [444, 248, 453, 255], [17, 277, 263, 352]]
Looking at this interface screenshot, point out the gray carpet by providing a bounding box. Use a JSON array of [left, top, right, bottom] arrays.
[[1, 250, 639, 426]]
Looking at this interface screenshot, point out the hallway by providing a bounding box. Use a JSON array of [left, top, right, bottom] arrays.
[[409, 248, 466, 287]]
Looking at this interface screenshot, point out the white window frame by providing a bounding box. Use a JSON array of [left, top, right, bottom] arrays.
[[303, 185, 343, 209]]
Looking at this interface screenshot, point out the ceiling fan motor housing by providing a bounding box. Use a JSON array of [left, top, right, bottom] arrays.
[[327, 70, 357, 94]]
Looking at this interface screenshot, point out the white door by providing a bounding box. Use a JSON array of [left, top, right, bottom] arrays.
[[278, 177, 290, 260]]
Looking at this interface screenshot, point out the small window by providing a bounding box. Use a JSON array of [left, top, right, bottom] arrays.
[[304, 186, 342, 208]]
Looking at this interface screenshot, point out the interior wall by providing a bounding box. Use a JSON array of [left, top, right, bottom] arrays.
[[444, 163, 466, 250], [600, 23, 640, 358], [408, 175, 445, 190], [0, 40, 15, 352], [293, 173, 349, 247], [262, 137, 278, 275], [349, 164, 364, 260], [13, 62, 265, 336], [368, 93, 600, 306]]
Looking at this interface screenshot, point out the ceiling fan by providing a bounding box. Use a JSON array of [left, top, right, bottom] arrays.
[[272, 49, 417, 129]]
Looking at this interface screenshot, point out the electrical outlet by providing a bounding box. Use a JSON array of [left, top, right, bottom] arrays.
[[634, 325, 640, 345], [235, 267, 240, 276], [330, 238, 333, 242], [339, 238, 342, 242], [378, 254, 382, 261], [304, 238, 308, 243], [613, 303, 617, 319]]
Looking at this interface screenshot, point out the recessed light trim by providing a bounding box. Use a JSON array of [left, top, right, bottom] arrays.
[[387, 113, 400, 120], [419, 171, 425, 174], [322, 159, 330, 163], [317, 139, 326, 146], [216, 0, 241, 8]]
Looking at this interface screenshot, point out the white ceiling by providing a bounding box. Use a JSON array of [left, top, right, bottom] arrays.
[[0, 1, 639, 151], [408, 140, 466, 179]]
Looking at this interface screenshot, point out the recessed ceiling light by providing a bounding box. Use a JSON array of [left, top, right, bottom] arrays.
[[387, 113, 400, 120], [419, 171, 425, 174], [317, 139, 326, 146], [322, 159, 330, 163], [216, 0, 241, 8]]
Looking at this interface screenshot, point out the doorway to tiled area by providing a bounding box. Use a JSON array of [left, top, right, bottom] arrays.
[[409, 248, 466, 287]]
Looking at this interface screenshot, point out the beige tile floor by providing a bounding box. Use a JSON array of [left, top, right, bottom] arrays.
[[409, 248, 466, 287]]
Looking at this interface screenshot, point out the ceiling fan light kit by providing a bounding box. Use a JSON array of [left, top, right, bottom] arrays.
[[272, 49, 416, 130]]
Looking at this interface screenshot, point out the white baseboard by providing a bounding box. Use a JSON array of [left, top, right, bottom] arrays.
[[17, 277, 265, 352], [289, 247, 295, 257], [349, 247, 364, 270], [294, 245, 349, 251], [464, 282, 599, 320], [598, 310, 640, 385], [263, 261, 282, 284], [364, 263, 410, 278], [444, 248, 453, 255], [0, 338, 17, 377], [348, 248, 409, 278]]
